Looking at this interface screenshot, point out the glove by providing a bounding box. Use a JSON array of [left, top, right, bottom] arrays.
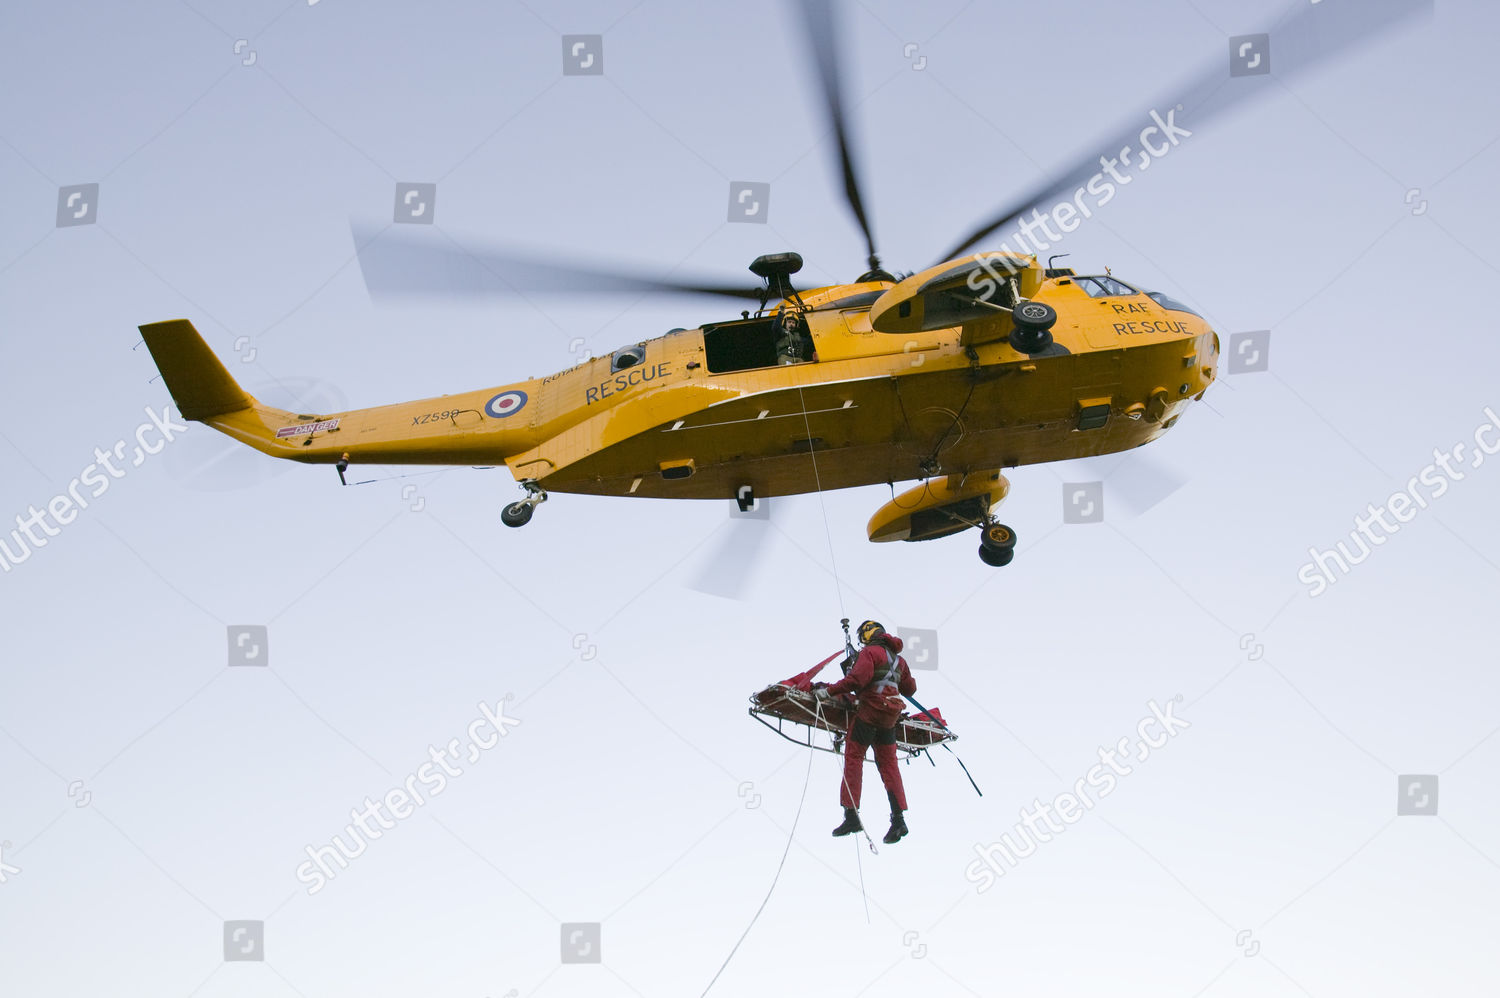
[[813, 686, 831, 701]]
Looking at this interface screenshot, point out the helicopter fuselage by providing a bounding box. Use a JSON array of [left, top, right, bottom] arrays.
[[159, 266, 1216, 503]]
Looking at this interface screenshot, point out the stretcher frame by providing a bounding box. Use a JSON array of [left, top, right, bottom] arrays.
[[748, 682, 956, 761]]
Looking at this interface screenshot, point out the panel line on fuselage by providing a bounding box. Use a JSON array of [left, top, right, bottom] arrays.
[[662, 401, 860, 433]]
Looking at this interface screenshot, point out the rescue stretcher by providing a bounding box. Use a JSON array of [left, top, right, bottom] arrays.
[[747, 650, 957, 761]]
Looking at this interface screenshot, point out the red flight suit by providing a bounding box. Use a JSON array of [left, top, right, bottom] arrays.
[[824, 636, 916, 811]]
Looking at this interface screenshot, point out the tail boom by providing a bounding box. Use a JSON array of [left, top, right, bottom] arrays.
[[139, 319, 542, 467]]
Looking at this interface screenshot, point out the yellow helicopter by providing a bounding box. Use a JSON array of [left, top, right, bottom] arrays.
[[137, 0, 1420, 566], [140, 252, 1213, 567]]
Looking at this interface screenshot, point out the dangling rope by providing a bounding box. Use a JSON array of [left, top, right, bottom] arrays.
[[699, 738, 816, 997], [853, 826, 870, 922], [904, 691, 983, 797]]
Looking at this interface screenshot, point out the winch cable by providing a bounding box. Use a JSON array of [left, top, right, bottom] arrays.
[[794, 382, 847, 618], [793, 385, 879, 915]]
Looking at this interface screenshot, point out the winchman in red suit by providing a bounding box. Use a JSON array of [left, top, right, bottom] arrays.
[[815, 619, 916, 844]]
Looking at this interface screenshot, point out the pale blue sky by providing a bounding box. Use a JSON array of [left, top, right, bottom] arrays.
[[2, 1, 1498, 995]]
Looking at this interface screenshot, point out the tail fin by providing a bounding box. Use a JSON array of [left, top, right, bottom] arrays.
[[138, 317, 542, 468], [139, 319, 253, 420]]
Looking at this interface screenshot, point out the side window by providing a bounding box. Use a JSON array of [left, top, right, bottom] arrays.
[[611, 345, 646, 373]]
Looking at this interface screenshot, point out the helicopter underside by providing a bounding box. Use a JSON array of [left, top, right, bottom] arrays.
[[530, 338, 1203, 501], [543, 419, 1169, 501]]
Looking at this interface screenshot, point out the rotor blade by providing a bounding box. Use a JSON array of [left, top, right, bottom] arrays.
[[687, 500, 775, 600], [796, 0, 880, 271], [352, 223, 763, 301], [1107, 453, 1187, 519], [1064, 452, 1187, 519], [937, 0, 1432, 263]]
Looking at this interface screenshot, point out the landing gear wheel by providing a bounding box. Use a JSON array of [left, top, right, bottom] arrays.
[[1010, 300, 1056, 354], [980, 522, 1017, 552], [978, 544, 1015, 567], [501, 501, 533, 528], [503, 479, 548, 527]]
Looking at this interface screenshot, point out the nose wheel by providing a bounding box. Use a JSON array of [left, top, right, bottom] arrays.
[[501, 480, 547, 528], [977, 520, 1016, 567]]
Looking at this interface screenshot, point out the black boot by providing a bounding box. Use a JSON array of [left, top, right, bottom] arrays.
[[883, 792, 908, 844], [831, 807, 862, 837]]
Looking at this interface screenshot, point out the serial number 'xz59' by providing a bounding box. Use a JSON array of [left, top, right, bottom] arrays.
[[411, 409, 464, 425]]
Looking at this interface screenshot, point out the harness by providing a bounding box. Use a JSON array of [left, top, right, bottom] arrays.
[[865, 643, 903, 695]]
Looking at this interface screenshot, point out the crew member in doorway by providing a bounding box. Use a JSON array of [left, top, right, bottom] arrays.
[[775, 309, 812, 365], [815, 620, 915, 843]]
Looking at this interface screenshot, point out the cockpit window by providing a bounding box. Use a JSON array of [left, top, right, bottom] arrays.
[[1145, 291, 1202, 317], [1074, 275, 1136, 297], [811, 290, 884, 311]]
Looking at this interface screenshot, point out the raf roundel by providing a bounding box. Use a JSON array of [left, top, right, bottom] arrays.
[[485, 390, 528, 419]]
